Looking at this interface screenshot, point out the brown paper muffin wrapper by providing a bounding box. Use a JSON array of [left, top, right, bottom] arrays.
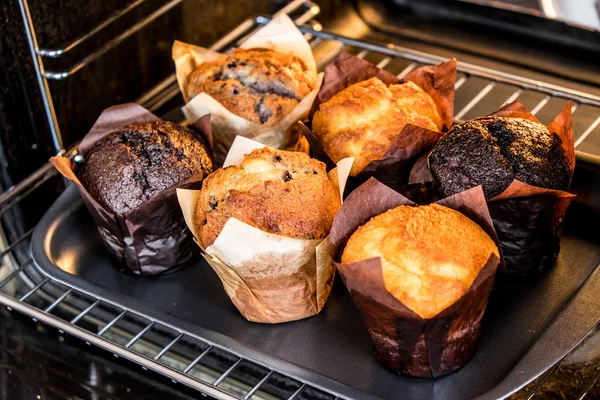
[[410, 101, 576, 277], [330, 178, 500, 378], [304, 52, 456, 192], [173, 14, 323, 166], [50, 103, 213, 277], [177, 136, 353, 323]]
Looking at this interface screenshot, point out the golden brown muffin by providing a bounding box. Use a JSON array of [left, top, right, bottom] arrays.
[[342, 204, 498, 319], [196, 147, 340, 248], [312, 77, 442, 176], [185, 48, 316, 126]]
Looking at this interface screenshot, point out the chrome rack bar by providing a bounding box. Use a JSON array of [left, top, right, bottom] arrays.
[[455, 81, 497, 120], [37, 0, 147, 58], [70, 299, 101, 325], [0, 292, 240, 400], [396, 62, 418, 79], [183, 345, 213, 374], [571, 102, 580, 114], [243, 370, 274, 400], [18, 276, 50, 302], [43, 0, 184, 80], [356, 49, 369, 59], [288, 383, 306, 400], [284, 24, 600, 107], [0, 163, 55, 206], [125, 321, 156, 348], [503, 88, 524, 105], [97, 309, 128, 336], [0, 259, 33, 290], [0, 228, 34, 260], [17, 0, 63, 153], [44, 288, 74, 313], [0, 168, 59, 217], [575, 116, 600, 148], [154, 332, 184, 361], [530, 95, 552, 115], [454, 75, 469, 90], [213, 358, 242, 386], [376, 57, 392, 69]]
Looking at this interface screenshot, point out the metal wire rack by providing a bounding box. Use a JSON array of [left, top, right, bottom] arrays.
[[3, 1, 600, 399]]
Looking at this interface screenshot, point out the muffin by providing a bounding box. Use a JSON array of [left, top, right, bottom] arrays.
[[197, 146, 340, 248], [79, 121, 213, 216], [342, 204, 498, 319], [429, 117, 570, 199], [312, 77, 442, 176], [184, 48, 316, 126]]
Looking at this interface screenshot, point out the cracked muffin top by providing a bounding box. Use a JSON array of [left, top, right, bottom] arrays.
[[79, 121, 212, 216], [196, 147, 340, 248], [312, 77, 442, 176], [429, 117, 570, 199], [342, 204, 498, 319], [184, 48, 316, 126]]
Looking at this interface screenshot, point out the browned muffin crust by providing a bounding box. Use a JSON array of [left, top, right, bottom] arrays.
[[197, 147, 340, 248], [185, 48, 316, 126], [312, 77, 442, 176], [429, 117, 570, 199], [80, 121, 212, 216], [342, 204, 498, 319]]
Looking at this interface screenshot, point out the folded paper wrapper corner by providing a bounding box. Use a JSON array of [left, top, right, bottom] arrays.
[[177, 136, 353, 323]]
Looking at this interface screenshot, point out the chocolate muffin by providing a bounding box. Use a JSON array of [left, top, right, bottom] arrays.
[[185, 48, 316, 126], [429, 117, 570, 199], [197, 147, 340, 248], [79, 121, 212, 216]]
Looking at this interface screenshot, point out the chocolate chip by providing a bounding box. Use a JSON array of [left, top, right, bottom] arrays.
[[233, 89, 239, 95], [265, 220, 280, 233], [240, 61, 247, 66], [283, 171, 293, 182], [227, 61, 237, 68], [273, 155, 282, 162], [208, 195, 218, 210], [313, 169, 318, 174]]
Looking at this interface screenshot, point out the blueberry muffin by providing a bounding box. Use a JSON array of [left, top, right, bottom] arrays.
[[79, 121, 212, 216], [185, 48, 316, 126], [429, 117, 570, 199], [312, 77, 442, 176], [196, 147, 339, 247]]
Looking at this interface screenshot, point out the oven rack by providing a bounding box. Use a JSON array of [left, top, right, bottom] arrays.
[[3, 3, 600, 400]]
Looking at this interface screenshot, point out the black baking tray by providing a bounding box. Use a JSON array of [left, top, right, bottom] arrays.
[[31, 153, 600, 400]]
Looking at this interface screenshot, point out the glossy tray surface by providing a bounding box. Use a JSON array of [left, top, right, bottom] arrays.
[[32, 156, 600, 400]]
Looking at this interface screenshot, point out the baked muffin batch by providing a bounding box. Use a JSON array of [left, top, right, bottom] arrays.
[[50, 14, 576, 378]]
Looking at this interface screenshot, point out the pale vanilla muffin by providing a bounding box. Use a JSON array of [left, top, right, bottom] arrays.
[[342, 204, 498, 319], [197, 147, 339, 247], [312, 77, 442, 176]]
